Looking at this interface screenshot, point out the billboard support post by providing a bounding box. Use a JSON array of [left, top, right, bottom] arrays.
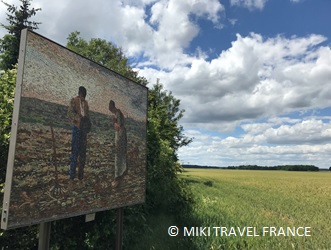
[[38, 222, 51, 250], [115, 208, 124, 250]]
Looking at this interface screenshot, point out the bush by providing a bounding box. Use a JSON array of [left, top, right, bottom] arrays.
[[0, 67, 16, 183]]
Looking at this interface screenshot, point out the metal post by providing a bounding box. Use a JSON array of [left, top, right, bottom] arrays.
[[115, 208, 124, 250], [38, 222, 51, 250]]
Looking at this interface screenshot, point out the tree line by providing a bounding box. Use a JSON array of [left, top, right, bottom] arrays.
[[183, 164, 320, 172], [227, 165, 319, 171]]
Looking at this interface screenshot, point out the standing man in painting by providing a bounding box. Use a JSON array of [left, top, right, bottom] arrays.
[[68, 86, 91, 186], [109, 100, 127, 188]]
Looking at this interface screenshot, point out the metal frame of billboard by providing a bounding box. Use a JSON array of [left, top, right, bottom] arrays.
[[1, 29, 148, 230]]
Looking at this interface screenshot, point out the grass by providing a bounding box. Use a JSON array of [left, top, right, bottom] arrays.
[[181, 168, 331, 250], [130, 213, 193, 250]]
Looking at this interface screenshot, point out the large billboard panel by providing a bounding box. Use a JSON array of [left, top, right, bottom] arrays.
[[1, 29, 147, 229]]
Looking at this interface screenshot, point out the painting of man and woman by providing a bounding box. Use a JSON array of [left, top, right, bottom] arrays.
[[67, 86, 129, 190], [1, 30, 147, 230]]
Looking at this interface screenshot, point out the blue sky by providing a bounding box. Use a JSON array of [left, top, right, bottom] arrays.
[[1, 0, 331, 168], [193, 0, 331, 56]]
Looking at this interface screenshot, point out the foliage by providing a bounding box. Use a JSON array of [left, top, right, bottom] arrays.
[[0, 66, 39, 249], [0, 0, 43, 237], [129, 213, 195, 250], [227, 164, 319, 171], [0, 225, 38, 249], [0, 0, 41, 70], [66, 31, 147, 86], [50, 215, 97, 250], [146, 81, 193, 214], [0, 67, 16, 183]]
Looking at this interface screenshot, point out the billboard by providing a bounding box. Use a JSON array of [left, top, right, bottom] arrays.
[[1, 29, 147, 229]]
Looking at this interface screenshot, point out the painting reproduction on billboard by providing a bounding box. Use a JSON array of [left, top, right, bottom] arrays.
[[1, 29, 147, 230]]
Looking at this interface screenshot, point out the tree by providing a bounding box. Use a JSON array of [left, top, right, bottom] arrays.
[[66, 31, 147, 86], [0, 2, 41, 246], [0, 67, 16, 183], [0, 66, 40, 250], [146, 81, 192, 211], [0, 0, 41, 70]]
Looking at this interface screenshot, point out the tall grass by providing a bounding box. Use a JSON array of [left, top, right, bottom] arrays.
[[182, 169, 331, 250]]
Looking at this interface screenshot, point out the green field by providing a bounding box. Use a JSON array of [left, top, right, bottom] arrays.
[[181, 168, 331, 250]]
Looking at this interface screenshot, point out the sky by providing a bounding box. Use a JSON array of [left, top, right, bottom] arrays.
[[1, 0, 331, 168]]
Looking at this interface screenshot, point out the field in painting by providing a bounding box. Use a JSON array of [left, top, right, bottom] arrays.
[[181, 168, 331, 249], [7, 97, 146, 228]]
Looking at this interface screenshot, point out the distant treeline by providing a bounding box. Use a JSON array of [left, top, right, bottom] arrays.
[[182, 164, 319, 172], [227, 165, 319, 171], [183, 165, 221, 169]]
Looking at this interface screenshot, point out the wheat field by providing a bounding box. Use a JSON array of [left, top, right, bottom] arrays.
[[182, 168, 331, 250]]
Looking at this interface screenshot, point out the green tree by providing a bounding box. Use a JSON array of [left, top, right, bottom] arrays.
[[66, 31, 147, 86], [0, 67, 16, 183], [0, 1, 41, 246], [0, 0, 41, 70], [146, 81, 192, 213], [0, 67, 40, 249]]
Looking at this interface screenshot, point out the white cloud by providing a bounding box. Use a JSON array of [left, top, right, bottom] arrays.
[[0, 0, 225, 71], [241, 122, 272, 135], [141, 33, 331, 133], [179, 118, 331, 167], [141, 0, 224, 69], [228, 18, 238, 26], [264, 119, 331, 144], [230, 0, 269, 10]]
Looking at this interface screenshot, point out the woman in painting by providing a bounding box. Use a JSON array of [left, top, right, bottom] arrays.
[[109, 100, 127, 188]]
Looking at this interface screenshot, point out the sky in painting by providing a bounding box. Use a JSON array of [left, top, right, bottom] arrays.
[[1, 0, 331, 168]]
